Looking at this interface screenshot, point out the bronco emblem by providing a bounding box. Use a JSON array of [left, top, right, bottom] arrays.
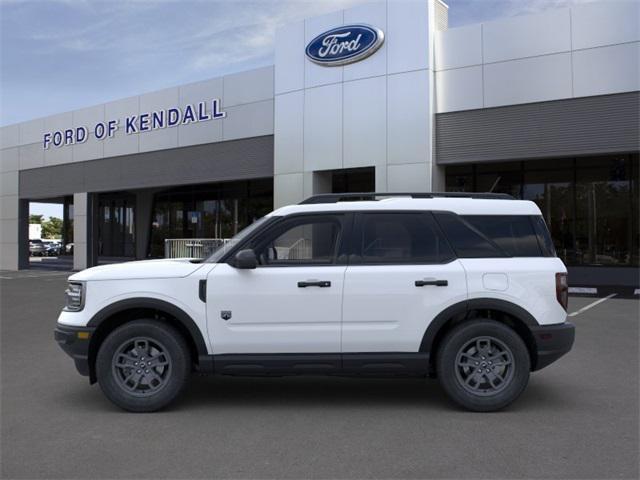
[[220, 310, 232, 321]]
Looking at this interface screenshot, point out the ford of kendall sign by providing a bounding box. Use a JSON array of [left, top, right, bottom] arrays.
[[42, 98, 226, 149], [305, 24, 384, 66]]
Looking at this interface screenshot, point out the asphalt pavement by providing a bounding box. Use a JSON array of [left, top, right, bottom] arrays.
[[1, 271, 638, 479]]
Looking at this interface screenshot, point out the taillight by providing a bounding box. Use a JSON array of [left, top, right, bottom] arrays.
[[555, 272, 568, 311]]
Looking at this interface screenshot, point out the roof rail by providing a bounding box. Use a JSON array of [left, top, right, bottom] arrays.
[[298, 192, 514, 204]]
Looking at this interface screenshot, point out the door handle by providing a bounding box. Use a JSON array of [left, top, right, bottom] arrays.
[[415, 279, 448, 287], [298, 280, 331, 288]]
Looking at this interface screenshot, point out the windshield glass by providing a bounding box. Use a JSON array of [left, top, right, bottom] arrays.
[[205, 216, 270, 263]]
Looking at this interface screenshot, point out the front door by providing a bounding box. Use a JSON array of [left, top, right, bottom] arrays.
[[206, 213, 350, 355], [341, 212, 468, 353]]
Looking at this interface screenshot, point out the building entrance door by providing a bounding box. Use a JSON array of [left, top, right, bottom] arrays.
[[98, 193, 136, 258]]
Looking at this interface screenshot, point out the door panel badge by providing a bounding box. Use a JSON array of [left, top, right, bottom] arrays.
[[220, 310, 232, 321]]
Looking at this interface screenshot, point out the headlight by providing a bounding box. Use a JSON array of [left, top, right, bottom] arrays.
[[63, 282, 85, 312]]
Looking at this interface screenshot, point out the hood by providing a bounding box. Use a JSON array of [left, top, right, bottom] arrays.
[[69, 258, 205, 281]]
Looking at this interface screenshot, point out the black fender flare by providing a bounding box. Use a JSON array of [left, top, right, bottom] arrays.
[[87, 298, 208, 357], [419, 298, 539, 354]]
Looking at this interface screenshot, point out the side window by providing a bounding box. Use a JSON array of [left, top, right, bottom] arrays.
[[463, 215, 543, 257], [433, 212, 506, 258], [357, 213, 455, 264], [255, 216, 342, 266], [531, 215, 557, 257]]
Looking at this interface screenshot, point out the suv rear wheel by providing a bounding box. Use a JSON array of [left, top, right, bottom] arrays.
[[436, 319, 530, 412], [96, 320, 190, 412]]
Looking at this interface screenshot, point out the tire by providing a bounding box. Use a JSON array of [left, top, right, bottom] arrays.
[[436, 319, 530, 412], [96, 320, 191, 412]]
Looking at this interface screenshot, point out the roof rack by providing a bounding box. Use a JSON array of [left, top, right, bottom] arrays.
[[299, 192, 514, 204]]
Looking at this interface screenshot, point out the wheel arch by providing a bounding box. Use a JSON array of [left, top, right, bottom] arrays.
[[420, 298, 539, 373], [86, 298, 208, 383]]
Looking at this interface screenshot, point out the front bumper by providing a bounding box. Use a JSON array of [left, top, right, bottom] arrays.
[[54, 324, 95, 377], [530, 321, 575, 371]]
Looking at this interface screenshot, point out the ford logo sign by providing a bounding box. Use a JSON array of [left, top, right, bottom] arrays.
[[306, 24, 384, 66]]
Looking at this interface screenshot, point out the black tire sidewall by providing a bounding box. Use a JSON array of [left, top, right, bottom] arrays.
[[437, 319, 530, 412], [96, 320, 190, 412]]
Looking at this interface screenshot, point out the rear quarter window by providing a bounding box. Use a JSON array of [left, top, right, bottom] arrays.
[[462, 215, 543, 257]]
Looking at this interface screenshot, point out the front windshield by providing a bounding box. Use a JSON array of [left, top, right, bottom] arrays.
[[205, 216, 270, 263]]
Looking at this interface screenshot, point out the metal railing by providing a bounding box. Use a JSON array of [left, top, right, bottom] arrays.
[[164, 238, 231, 259]]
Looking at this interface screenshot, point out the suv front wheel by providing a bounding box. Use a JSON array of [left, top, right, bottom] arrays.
[[96, 320, 191, 412], [436, 319, 530, 412]]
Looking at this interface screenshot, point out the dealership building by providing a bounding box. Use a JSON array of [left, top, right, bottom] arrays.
[[0, 0, 638, 289]]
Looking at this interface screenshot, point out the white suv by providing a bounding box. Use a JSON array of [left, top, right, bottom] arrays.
[[55, 193, 575, 412]]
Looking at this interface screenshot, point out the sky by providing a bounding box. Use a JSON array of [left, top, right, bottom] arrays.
[[2, 0, 599, 219]]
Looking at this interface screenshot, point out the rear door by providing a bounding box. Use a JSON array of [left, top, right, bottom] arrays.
[[341, 212, 468, 353]]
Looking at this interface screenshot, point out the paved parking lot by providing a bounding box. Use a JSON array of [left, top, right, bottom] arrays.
[[1, 271, 638, 479]]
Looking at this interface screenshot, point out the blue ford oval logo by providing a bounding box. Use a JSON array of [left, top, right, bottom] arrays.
[[306, 24, 384, 66]]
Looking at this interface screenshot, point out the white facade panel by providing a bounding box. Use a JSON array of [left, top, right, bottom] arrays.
[[72, 134, 104, 162], [435, 24, 482, 71], [44, 140, 73, 166], [274, 172, 304, 209], [483, 53, 572, 108], [387, 163, 429, 191], [72, 104, 105, 128], [304, 11, 344, 89], [18, 144, 44, 170], [571, 1, 640, 50], [0, 171, 18, 196], [482, 8, 571, 64], [274, 91, 304, 175], [387, 70, 430, 166], [304, 83, 342, 171], [178, 117, 223, 147], [343, 75, 386, 169], [0, 124, 20, 150], [343, 2, 388, 82], [179, 77, 224, 105], [138, 87, 180, 153], [435, 66, 483, 112], [0, 148, 19, 173], [223, 66, 274, 107], [275, 21, 305, 95], [0, 195, 18, 220], [387, 0, 430, 73], [0, 218, 18, 243], [573, 42, 640, 98], [222, 99, 274, 141], [20, 118, 45, 146], [0, 242, 18, 270], [104, 96, 140, 158]]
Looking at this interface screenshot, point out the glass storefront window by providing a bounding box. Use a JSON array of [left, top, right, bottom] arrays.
[[445, 154, 639, 267], [148, 179, 272, 258]]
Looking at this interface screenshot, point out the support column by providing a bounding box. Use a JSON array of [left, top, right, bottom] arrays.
[[73, 192, 90, 271], [135, 190, 155, 260]]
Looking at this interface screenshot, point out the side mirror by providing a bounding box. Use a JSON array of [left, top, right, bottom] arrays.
[[232, 249, 258, 269]]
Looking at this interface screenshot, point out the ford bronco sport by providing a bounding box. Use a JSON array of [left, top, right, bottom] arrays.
[[55, 192, 575, 412]]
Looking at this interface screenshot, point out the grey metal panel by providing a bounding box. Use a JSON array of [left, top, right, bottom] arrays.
[[435, 92, 640, 165], [19, 135, 273, 199]]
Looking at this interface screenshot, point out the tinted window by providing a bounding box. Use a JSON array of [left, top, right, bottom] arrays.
[[463, 215, 542, 257], [357, 213, 454, 264], [433, 212, 506, 258], [531, 215, 557, 257], [255, 217, 342, 265]]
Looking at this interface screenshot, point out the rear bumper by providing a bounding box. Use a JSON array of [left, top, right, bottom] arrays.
[[530, 322, 575, 371], [54, 324, 95, 377]]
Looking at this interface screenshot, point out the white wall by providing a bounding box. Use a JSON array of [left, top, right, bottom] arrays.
[[274, 0, 439, 207], [435, 1, 640, 112]]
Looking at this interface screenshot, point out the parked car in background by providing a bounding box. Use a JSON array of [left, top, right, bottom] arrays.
[[29, 239, 47, 257], [65, 243, 74, 254], [44, 241, 62, 256]]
